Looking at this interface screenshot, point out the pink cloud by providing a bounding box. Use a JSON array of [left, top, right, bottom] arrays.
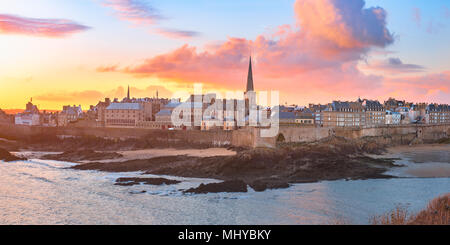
[[98, 0, 449, 104], [101, 0, 163, 25], [412, 7, 421, 26], [119, 0, 394, 79], [155, 28, 200, 39], [382, 71, 450, 103], [364, 58, 426, 74], [96, 65, 119, 72], [101, 0, 199, 39], [0, 14, 90, 37], [294, 0, 394, 50]]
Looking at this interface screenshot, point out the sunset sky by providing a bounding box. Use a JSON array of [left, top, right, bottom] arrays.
[[0, 0, 449, 110]]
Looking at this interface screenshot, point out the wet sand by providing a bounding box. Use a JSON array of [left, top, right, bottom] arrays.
[[83, 148, 237, 163], [386, 144, 450, 163], [382, 144, 450, 178]]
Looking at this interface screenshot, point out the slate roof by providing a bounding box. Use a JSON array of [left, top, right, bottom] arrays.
[[329, 101, 364, 112], [428, 104, 450, 112], [156, 109, 173, 116], [279, 111, 296, 119], [106, 103, 142, 110]]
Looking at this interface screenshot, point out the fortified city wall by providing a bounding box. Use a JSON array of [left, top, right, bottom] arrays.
[[0, 123, 449, 148]]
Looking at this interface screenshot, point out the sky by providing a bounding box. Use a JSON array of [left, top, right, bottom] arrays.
[[0, 0, 449, 110]]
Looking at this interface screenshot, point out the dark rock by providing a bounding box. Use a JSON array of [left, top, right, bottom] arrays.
[[249, 179, 291, 192], [71, 138, 401, 192], [184, 180, 248, 194], [43, 150, 123, 162], [0, 148, 26, 162], [115, 177, 181, 186], [129, 190, 147, 194]]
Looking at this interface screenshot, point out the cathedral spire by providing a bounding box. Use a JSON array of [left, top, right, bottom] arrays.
[[246, 56, 254, 92]]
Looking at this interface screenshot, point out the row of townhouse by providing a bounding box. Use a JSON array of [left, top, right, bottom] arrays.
[[308, 98, 450, 128], [427, 104, 450, 124], [92, 86, 170, 128], [14, 101, 85, 127], [321, 101, 368, 127]]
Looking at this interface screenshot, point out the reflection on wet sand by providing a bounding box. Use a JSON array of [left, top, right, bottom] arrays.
[[381, 144, 450, 178]]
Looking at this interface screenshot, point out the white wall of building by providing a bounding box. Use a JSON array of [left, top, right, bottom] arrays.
[[15, 114, 40, 126]]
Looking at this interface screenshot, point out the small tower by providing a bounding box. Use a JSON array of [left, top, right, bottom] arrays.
[[127, 85, 130, 100], [246, 56, 254, 92], [244, 56, 256, 119]]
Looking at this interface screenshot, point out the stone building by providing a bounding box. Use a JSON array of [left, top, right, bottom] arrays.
[[15, 101, 41, 126], [295, 109, 315, 125], [385, 110, 401, 125], [58, 105, 83, 126], [279, 111, 297, 124], [384, 98, 406, 111], [309, 104, 327, 126], [105, 103, 144, 127], [362, 99, 385, 127], [152, 100, 186, 130], [15, 114, 40, 126], [427, 104, 450, 124], [95, 98, 111, 127], [322, 101, 366, 127]]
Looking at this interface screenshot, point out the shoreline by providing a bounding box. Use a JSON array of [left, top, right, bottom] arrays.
[[3, 135, 449, 194], [66, 136, 402, 193]]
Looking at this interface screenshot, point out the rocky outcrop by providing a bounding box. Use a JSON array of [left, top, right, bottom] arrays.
[[72, 137, 398, 193], [249, 179, 291, 192], [184, 180, 248, 194], [42, 150, 123, 162], [0, 148, 26, 162], [115, 177, 181, 186]]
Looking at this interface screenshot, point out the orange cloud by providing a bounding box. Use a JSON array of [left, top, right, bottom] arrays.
[[294, 0, 393, 50], [0, 14, 90, 37], [110, 0, 393, 84], [96, 65, 119, 72], [97, 0, 449, 104], [34, 90, 104, 103]]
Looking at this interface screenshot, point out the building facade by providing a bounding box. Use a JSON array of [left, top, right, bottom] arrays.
[[385, 110, 401, 125], [105, 103, 144, 127], [322, 101, 366, 127], [58, 105, 83, 126], [96, 98, 111, 127], [15, 113, 40, 126], [427, 104, 450, 124], [362, 100, 385, 127], [15, 101, 41, 126]]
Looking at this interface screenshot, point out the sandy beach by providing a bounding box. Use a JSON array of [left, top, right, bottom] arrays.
[[82, 148, 237, 163], [382, 144, 450, 178]]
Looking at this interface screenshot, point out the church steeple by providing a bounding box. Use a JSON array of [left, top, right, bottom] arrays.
[[127, 85, 130, 100], [246, 56, 254, 92]]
